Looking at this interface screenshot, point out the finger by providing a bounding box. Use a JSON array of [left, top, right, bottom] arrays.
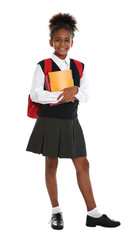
[[57, 93, 64, 100], [70, 97, 76, 102], [61, 96, 66, 102]]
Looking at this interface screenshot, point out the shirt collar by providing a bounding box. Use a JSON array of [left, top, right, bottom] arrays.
[[51, 53, 70, 67]]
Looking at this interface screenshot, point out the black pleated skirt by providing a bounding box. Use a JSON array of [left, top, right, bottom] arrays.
[[26, 117, 87, 159]]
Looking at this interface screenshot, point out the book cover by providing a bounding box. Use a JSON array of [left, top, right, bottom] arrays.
[[48, 69, 74, 92], [45, 74, 51, 91]]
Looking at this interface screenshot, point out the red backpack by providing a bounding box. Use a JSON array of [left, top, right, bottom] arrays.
[[27, 58, 83, 119]]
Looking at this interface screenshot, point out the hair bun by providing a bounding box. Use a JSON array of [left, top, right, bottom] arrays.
[[49, 13, 78, 32]]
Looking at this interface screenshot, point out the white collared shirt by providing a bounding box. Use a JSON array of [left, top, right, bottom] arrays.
[[30, 53, 90, 104]]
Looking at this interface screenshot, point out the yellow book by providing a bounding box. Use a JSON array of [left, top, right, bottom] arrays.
[[48, 70, 74, 92]]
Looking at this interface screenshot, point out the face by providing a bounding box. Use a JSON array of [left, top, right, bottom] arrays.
[[49, 28, 73, 59]]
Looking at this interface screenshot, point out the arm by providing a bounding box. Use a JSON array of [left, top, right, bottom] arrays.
[[30, 64, 63, 104], [57, 65, 90, 103], [74, 65, 90, 103]]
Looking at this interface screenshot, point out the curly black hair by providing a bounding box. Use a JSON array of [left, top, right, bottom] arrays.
[[49, 12, 78, 39]]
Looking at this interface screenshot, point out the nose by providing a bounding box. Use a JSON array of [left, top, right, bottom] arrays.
[[60, 40, 66, 46]]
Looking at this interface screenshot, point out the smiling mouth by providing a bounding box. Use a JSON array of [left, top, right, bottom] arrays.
[[58, 48, 67, 51]]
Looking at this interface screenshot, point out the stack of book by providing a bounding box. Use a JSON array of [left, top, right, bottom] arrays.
[[45, 69, 74, 106]]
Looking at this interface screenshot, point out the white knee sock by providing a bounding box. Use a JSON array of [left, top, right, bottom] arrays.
[[87, 207, 102, 218], [52, 206, 62, 214]]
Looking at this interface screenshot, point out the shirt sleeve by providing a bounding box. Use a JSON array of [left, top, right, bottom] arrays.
[[74, 65, 90, 103], [30, 64, 64, 104]]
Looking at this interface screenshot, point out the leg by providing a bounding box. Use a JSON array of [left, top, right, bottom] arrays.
[[72, 156, 96, 211], [45, 156, 59, 207]]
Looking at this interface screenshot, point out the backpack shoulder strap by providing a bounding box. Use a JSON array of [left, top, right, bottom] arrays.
[[43, 58, 84, 78], [44, 58, 52, 75], [72, 59, 84, 79]]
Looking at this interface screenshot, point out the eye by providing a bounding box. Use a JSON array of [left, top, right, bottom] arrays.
[[65, 39, 70, 42]]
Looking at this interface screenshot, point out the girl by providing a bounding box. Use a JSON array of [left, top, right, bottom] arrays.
[[26, 13, 120, 230]]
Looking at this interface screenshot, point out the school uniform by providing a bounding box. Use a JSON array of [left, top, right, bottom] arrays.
[[26, 53, 90, 159]]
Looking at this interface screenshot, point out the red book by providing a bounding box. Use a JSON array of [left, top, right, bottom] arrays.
[[45, 74, 51, 92]]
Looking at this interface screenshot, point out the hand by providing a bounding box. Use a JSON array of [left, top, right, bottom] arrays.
[[57, 86, 78, 102]]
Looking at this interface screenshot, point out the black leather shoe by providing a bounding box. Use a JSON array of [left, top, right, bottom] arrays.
[[49, 212, 64, 230], [86, 214, 121, 228]]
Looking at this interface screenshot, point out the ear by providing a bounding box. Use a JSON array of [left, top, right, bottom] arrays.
[[71, 40, 74, 48], [49, 39, 53, 47]]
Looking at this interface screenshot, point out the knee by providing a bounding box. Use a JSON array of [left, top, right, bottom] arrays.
[[45, 157, 58, 175], [74, 157, 90, 173]]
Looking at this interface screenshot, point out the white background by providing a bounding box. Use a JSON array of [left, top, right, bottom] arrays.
[[0, 0, 135, 239]]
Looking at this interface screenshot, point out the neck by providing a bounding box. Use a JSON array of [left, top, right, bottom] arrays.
[[54, 52, 67, 60]]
